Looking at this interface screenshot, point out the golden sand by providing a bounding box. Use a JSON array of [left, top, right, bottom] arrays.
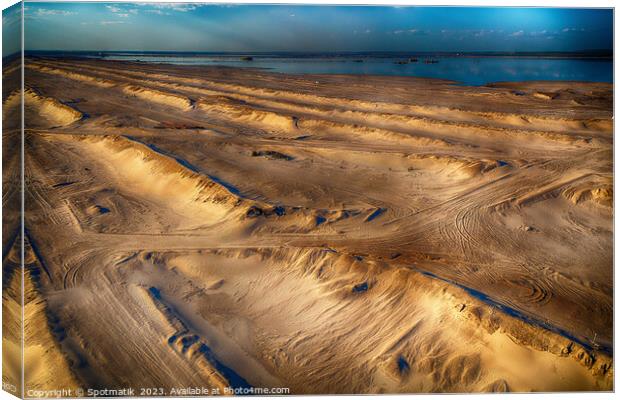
[[1, 57, 612, 393]]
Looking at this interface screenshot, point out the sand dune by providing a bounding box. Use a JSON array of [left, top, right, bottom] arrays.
[[27, 63, 116, 88], [3, 62, 23, 398], [22, 237, 80, 392], [122, 85, 193, 110], [18, 57, 613, 394], [4, 88, 83, 128], [28, 60, 608, 142], [36, 59, 610, 134], [106, 246, 611, 393], [2, 239, 23, 398], [77, 135, 246, 221]]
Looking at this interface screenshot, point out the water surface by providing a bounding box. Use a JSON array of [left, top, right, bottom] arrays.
[[97, 53, 613, 86]]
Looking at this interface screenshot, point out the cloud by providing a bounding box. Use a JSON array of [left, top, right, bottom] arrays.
[[3, 6, 21, 26], [439, 29, 504, 39], [473, 29, 495, 37], [562, 27, 586, 33], [105, 5, 122, 13], [150, 3, 199, 12], [171, 5, 197, 12], [529, 30, 548, 37], [100, 20, 126, 25], [36, 8, 76, 16], [391, 28, 427, 35], [137, 2, 212, 12], [502, 29, 565, 39], [145, 9, 168, 15], [106, 4, 135, 18]]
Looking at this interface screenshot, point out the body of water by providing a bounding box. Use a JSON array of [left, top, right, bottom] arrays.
[[32, 52, 614, 86]]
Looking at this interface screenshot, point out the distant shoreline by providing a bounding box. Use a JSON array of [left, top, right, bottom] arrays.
[[16, 56, 613, 89], [18, 49, 614, 61]]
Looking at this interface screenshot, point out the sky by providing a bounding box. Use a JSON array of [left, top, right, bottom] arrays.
[[3, 3, 21, 57], [15, 3, 615, 54]]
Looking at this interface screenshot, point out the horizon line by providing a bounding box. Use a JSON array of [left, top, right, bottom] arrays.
[[19, 49, 614, 54]]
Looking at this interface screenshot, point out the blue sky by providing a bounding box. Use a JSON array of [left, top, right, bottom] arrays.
[[21, 3, 613, 53], [3, 3, 21, 57]]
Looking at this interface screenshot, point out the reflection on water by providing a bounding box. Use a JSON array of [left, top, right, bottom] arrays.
[[100, 55, 612, 86]]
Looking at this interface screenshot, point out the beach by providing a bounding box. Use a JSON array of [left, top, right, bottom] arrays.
[[3, 56, 613, 393]]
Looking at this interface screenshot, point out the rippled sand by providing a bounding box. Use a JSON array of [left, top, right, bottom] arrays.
[[2, 57, 613, 394]]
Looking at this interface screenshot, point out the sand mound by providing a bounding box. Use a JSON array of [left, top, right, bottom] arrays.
[[301, 148, 494, 181], [480, 112, 612, 134], [33, 61, 608, 145], [533, 91, 558, 100], [4, 239, 80, 392], [563, 178, 613, 208], [122, 247, 612, 393], [408, 154, 498, 179], [3, 63, 20, 76], [198, 99, 450, 146], [3, 89, 83, 128], [27, 63, 116, 88], [75, 135, 251, 225], [122, 85, 192, 110], [406, 154, 505, 180], [198, 101, 296, 132], [86, 204, 111, 216], [128, 285, 232, 391], [583, 119, 613, 132], [299, 118, 450, 146], [2, 255, 23, 397], [212, 95, 579, 145]]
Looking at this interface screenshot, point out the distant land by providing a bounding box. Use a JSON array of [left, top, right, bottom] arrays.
[[20, 49, 613, 60]]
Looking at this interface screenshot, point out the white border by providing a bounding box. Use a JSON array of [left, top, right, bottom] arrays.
[[0, 1, 616, 400]]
